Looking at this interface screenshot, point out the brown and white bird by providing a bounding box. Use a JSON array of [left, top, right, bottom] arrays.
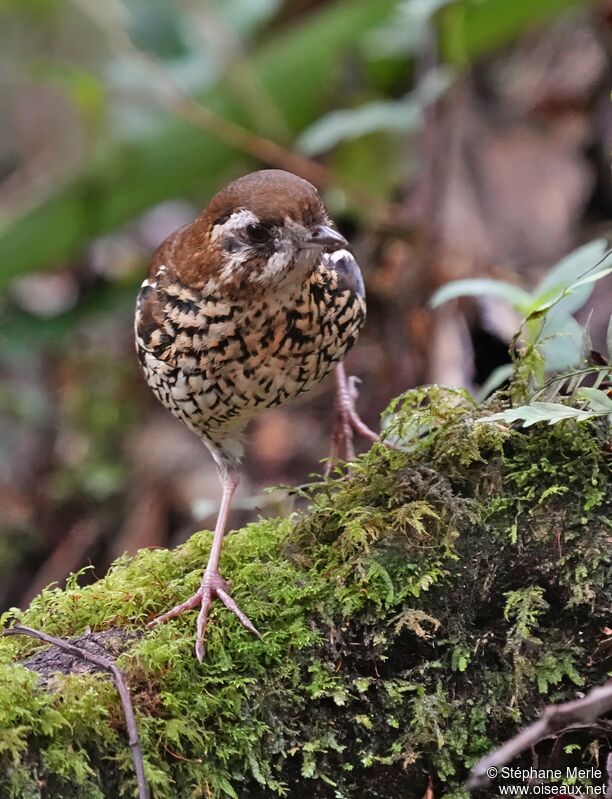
[[135, 169, 377, 661]]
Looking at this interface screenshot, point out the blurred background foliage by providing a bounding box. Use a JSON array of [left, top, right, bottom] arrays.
[[0, 0, 610, 611]]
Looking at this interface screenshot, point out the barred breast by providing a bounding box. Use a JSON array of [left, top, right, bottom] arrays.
[[135, 249, 366, 469]]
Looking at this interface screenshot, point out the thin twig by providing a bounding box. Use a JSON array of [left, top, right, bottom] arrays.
[[2, 624, 150, 799], [70, 0, 403, 226], [468, 680, 612, 792], [163, 82, 402, 225], [180, 0, 292, 143]]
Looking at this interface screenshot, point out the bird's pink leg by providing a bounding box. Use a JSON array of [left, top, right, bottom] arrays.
[[336, 363, 379, 444], [325, 363, 380, 475], [149, 471, 261, 662]]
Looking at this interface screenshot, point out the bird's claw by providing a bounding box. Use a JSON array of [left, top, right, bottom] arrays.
[[148, 569, 261, 663], [325, 365, 380, 477]]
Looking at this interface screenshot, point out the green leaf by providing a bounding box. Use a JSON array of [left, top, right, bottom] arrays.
[[297, 97, 423, 155], [299, 67, 454, 155], [569, 261, 612, 289], [575, 387, 612, 414], [477, 363, 513, 401], [329, 133, 400, 199], [430, 279, 532, 311], [533, 239, 607, 309], [0, 0, 399, 288], [451, 646, 470, 672], [368, 0, 454, 58], [528, 240, 611, 317], [438, 0, 599, 66], [504, 586, 548, 638], [216, 776, 239, 799], [479, 402, 599, 427], [538, 314, 585, 371]]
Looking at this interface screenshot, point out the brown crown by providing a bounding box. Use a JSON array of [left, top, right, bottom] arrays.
[[201, 169, 326, 229], [149, 170, 327, 289]]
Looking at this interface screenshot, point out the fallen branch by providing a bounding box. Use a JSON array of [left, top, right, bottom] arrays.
[[1, 624, 150, 799], [468, 680, 612, 794]]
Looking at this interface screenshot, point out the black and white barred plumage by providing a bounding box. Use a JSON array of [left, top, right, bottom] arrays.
[[135, 170, 366, 474]]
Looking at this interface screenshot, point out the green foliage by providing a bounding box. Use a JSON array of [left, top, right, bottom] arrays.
[[478, 333, 611, 434], [297, 0, 596, 160], [0, 0, 599, 287], [431, 240, 611, 380], [297, 69, 453, 156], [381, 385, 510, 473], [0, 384, 609, 798], [433, 239, 612, 446], [0, 0, 399, 286], [504, 586, 549, 641], [437, 0, 597, 65], [480, 389, 612, 428]]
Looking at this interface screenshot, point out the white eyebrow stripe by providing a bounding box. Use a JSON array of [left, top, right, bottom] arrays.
[[210, 209, 259, 240]]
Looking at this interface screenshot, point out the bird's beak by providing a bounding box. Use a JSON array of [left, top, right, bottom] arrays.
[[303, 224, 348, 250]]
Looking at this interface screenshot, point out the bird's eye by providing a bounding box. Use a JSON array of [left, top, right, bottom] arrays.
[[246, 223, 271, 244]]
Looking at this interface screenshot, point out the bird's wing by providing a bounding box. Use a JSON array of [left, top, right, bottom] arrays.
[[134, 270, 172, 358], [323, 249, 365, 299]]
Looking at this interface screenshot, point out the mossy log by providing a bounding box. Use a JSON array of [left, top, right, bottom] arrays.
[[0, 387, 610, 799]]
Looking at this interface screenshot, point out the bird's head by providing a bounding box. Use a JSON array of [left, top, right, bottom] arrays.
[[171, 170, 348, 293]]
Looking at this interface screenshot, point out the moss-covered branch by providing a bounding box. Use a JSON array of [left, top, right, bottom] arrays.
[[0, 387, 610, 799]]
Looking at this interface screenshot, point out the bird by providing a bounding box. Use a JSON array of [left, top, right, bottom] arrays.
[[135, 169, 378, 661]]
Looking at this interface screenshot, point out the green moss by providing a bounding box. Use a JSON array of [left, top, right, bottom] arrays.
[[0, 387, 609, 798]]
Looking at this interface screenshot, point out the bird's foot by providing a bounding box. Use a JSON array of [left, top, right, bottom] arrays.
[[148, 570, 261, 662], [325, 369, 379, 478]]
